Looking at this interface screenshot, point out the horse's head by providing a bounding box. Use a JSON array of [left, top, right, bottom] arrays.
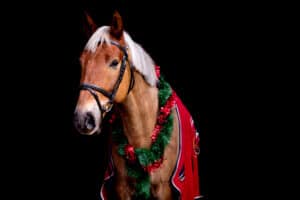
[[74, 12, 134, 135]]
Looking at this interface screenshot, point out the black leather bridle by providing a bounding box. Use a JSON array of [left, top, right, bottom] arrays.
[[79, 40, 135, 117]]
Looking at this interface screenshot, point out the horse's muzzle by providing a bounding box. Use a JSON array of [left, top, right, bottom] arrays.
[[73, 111, 100, 135]]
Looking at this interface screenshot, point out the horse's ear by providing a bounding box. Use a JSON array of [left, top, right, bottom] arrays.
[[110, 11, 123, 39], [82, 11, 97, 38]]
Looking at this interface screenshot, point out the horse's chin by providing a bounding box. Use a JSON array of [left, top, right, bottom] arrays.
[[78, 125, 102, 136], [94, 127, 102, 135]]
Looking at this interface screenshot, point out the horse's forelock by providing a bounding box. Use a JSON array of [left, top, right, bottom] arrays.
[[84, 26, 157, 86]]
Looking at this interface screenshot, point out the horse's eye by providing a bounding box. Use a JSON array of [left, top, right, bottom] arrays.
[[109, 59, 119, 67]]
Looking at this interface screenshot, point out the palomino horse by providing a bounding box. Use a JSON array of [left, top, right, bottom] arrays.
[[74, 11, 201, 200]]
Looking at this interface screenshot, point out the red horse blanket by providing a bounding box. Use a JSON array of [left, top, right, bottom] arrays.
[[169, 93, 201, 199], [100, 92, 201, 200]]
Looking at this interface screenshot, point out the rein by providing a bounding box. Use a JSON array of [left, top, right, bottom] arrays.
[[79, 40, 135, 117]]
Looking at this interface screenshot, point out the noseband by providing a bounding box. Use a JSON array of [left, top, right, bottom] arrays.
[[79, 40, 135, 117]]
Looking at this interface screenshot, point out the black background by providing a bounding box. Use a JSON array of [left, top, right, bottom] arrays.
[[4, 0, 211, 199]]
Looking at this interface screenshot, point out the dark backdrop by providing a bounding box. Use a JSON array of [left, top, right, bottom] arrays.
[[5, 1, 210, 199]]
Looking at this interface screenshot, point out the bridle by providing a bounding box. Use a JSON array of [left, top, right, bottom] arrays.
[[79, 40, 135, 118]]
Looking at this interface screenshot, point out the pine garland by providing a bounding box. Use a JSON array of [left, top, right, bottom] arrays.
[[111, 76, 175, 199]]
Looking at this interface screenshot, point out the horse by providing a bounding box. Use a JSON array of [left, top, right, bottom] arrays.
[[73, 11, 201, 200]]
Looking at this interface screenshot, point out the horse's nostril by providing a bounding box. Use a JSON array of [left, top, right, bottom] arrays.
[[73, 111, 98, 134], [84, 112, 96, 131]]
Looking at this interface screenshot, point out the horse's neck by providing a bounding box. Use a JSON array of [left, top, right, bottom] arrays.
[[118, 72, 158, 148]]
